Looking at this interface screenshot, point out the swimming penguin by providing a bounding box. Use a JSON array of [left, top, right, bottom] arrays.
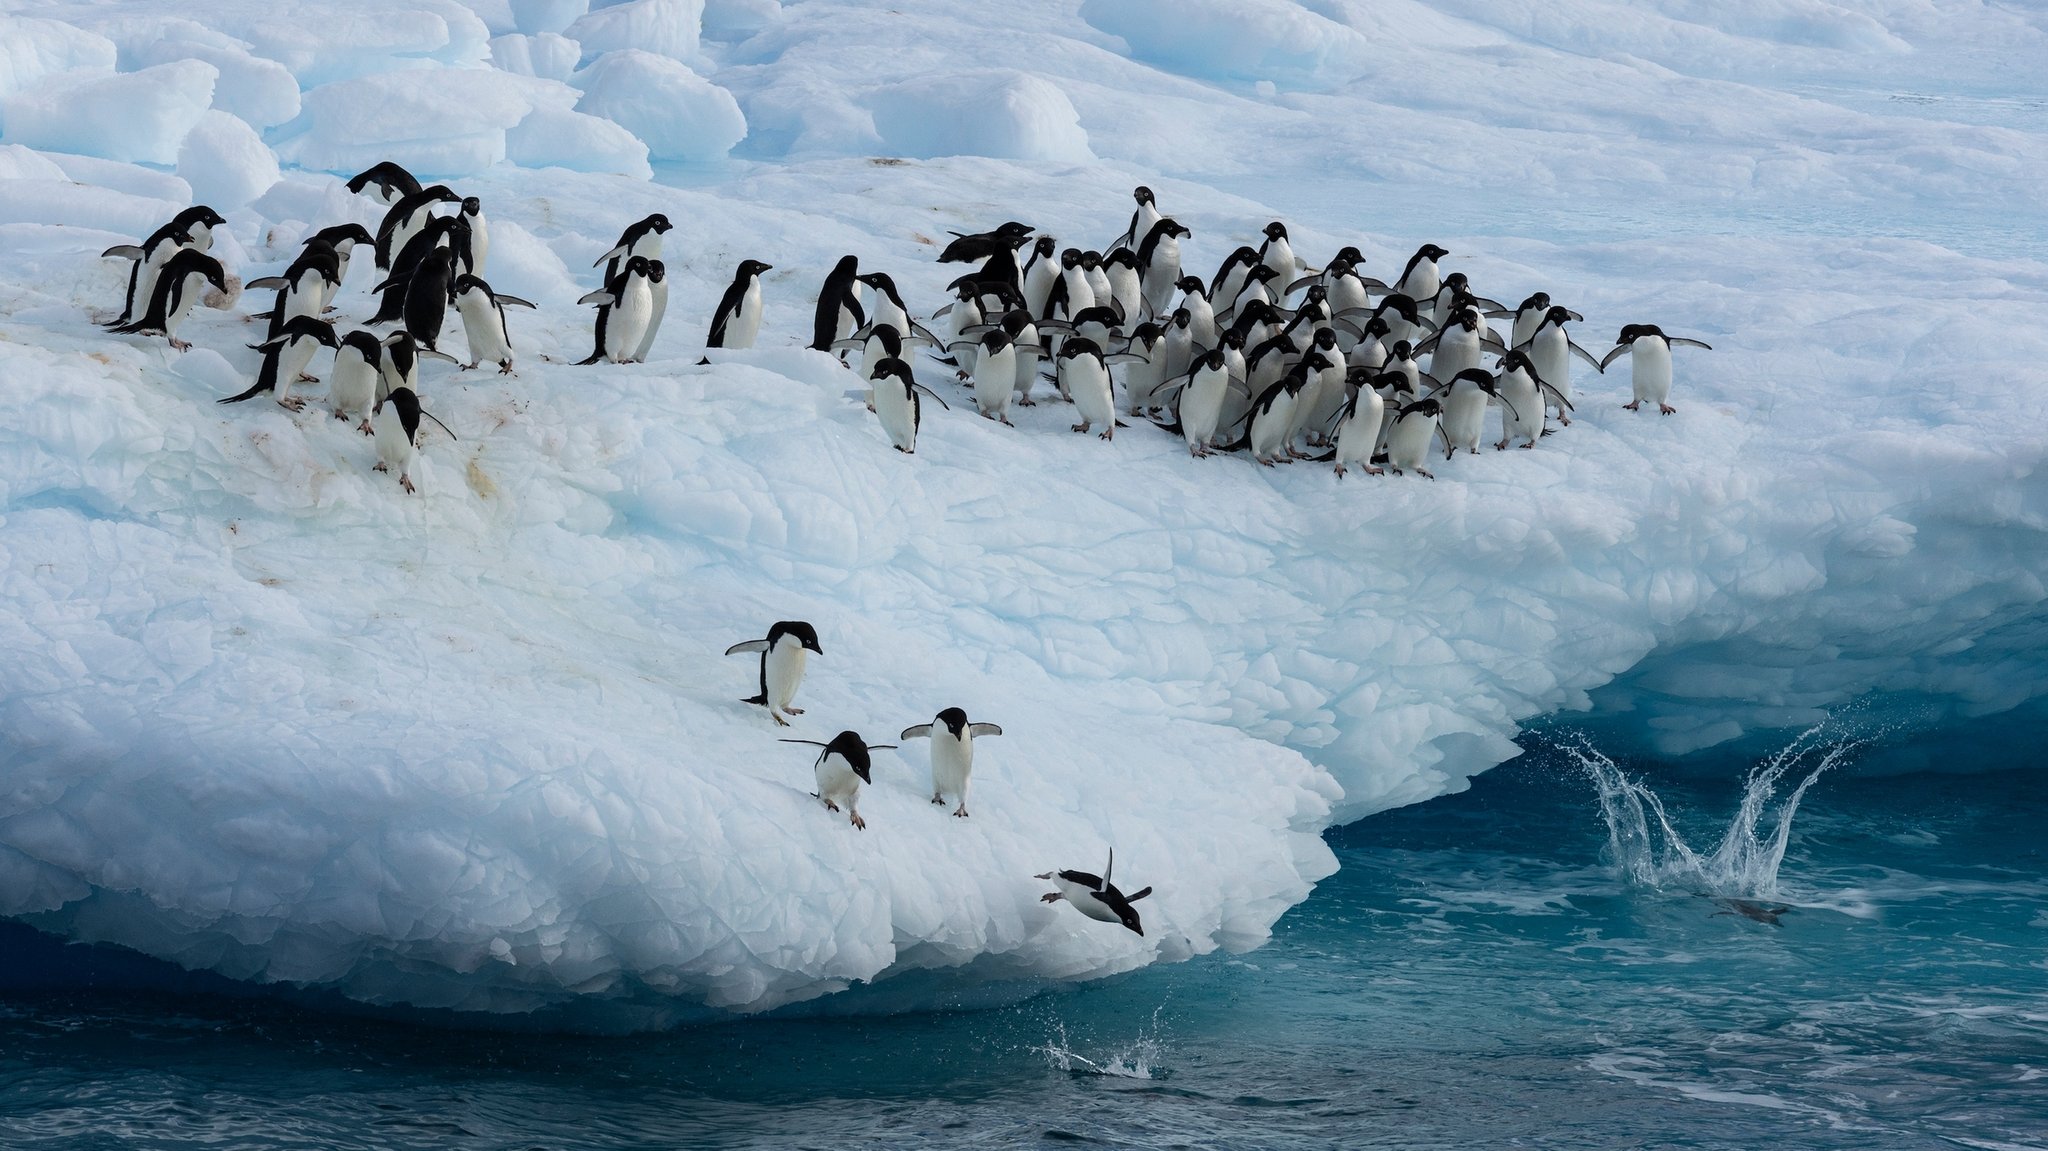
[[938, 221, 1034, 265], [899, 708, 1002, 817], [869, 355, 948, 454], [329, 329, 383, 431], [457, 196, 489, 276], [960, 328, 1021, 425], [811, 255, 866, 354], [575, 255, 655, 365], [725, 620, 822, 727], [372, 385, 423, 493], [305, 223, 376, 294], [110, 248, 228, 350], [346, 161, 422, 208], [1021, 235, 1060, 318], [1057, 337, 1129, 440], [374, 184, 459, 272], [102, 205, 226, 326], [707, 259, 772, 352], [1111, 185, 1161, 252], [1328, 371, 1386, 477], [1136, 219, 1190, 319], [1383, 397, 1443, 479], [1437, 367, 1511, 458], [1494, 349, 1562, 450], [247, 241, 340, 340], [1520, 305, 1604, 426], [781, 730, 895, 831], [1037, 848, 1152, 936], [218, 315, 338, 409], [1153, 347, 1234, 457], [1601, 324, 1712, 414], [452, 274, 535, 374]]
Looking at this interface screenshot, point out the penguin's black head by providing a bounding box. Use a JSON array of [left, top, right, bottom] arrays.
[[1544, 305, 1573, 326], [1097, 884, 1148, 936], [1391, 339, 1414, 359], [1346, 366, 1373, 387], [177, 205, 227, 229], [856, 271, 893, 293], [831, 254, 858, 276], [1501, 349, 1537, 373], [1227, 245, 1258, 266], [646, 213, 673, 234], [1452, 308, 1479, 331], [423, 184, 459, 202], [624, 255, 653, 278], [342, 329, 384, 363], [317, 222, 375, 248], [981, 328, 1013, 352], [1616, 323, 1659, 344], [1104, 248, 1136, 269], [1263, 221, 1288, 240], [1371, 368, 1407, 392], [1245, 265, 1279, 285], [1033, 236, 1056, 258], [1301, 351, 1335, 374], [871, 355, 913, 386], [1313, 327, 1338, 350], [998, 310, 1032, 336], [287, 315, 340, 348], [823, 730, 874, 783], [1223, 329, 1246, 349], [1080, 250, 1102, 270], [1131, 321, 1163, 344], [193, 252, 229, 292], [1444, 272, 1469, 291], [740, 259, 772, 277], [767, 620, 822, 654], [1455, 367, 1497, 393], [1520, 291, 1551, 312], [1059, 337, 1103, 361], [1194, 347, 1225, 371], [868, 323, 905, 356], [1334, 245, 1364, 265], [1161, 219, 1191, 240], [462, 196, 481, 216], [1383, 294, 1419, 321], [1302, 284, 1327, 304], [995, 221, 1033, 238], [1133, 185, 1153, 205], [1363, 316, 1390, 339], [1175, 275, 1204, 295], [1421, 243, 1449, 261], [1402, 396, 1443, 418], [1060, 248, 1082, 268], [937, 707, 969, 736], [1169, 307, 1190, 330]]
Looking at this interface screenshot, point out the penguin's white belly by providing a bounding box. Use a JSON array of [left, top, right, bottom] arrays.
[[1182, 369, 1227, 447], [1186, 300, 1217, 349], [1429, 332, 1482, 381], [815, 754, 863, 809], [165, 272, 205, 337], [1442, 388, 1488, 452], [469, 218, 489, 276], [134, 245, 174, 318], [764, 642, 807, 711], [1061, 882, 1119, 924], [974, 347, 1015, 417], [633, 277, 668, 362], [1386, 413, 1436, 471], [330, 350, 376, 417], [279, 339, 319, 399], [1069, 361, 1115, 432], [1061, 271, 1095, 315], [458, 297, 511, 367], [609, 282, 653, 363], [1023, 265, 1056, 318], [1329, 278, 1369, 317], [1336, 390, 1384, 466], [1631, 341, 1673, 404], [1123, 356, 1165, 413], [374, 407, 413, 472], [1249, 394, 1297, 459], [1500, 375, 1543, 443], [1349, 339, 1387, 373], [727, 283, 763, 350], [1010, 340, 1041, 399], [1529, 332, 1571, 407], [875, 377, 918, 451], [931, 732, 972, 800]]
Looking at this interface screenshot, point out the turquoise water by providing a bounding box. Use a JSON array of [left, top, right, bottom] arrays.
[[3, 735, 2043, 1148]]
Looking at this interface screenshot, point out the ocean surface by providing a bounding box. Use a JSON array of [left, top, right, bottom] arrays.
[[4, 731, 2042, 1149]]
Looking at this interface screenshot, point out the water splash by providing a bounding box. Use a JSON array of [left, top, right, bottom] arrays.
[[1563, 724, 1862, 898], [1035, 1009, 1168, 1079]]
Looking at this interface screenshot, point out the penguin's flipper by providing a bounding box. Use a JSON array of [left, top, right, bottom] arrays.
[[1331, 319, 1364, 339], [909, 321, 944, 345], [419, 348, 460, 364], [1412, 331, 1445, 355], [1417, 372, 1445, 393], [1307, 448, 1337, 462], [968, 723, 1003, 737], [1541, 382, 1576, 412], [725, 639, 770, 656], [216, 381, 272, 405], [1669, 337, 1714, 350], [1569, 340, 1605, 371], [1034, 319, 1075, 334], [1283, 273, 1321, 295], [830, 338, 867, 352], [898, 724, 933, 741], [958, 324, 999, 337], [1480, 333, 1508, 355], [1125, 886, 1153, 903], [1597, 345, 1630, 371], [1483, 308, 1517, 320], [912, 383, 952, 411], [577, 290, 615, 307], [1104, 352, 1150, 366], [245, 276, 289, 290], [101, 245, 145, 260], [592, 244, 628, 268], [495, 295, 537, 309], [1471, 295, 1506, 312]]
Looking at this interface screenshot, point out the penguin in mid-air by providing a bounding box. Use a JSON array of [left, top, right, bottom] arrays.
[[810, 255, 865, 354], [346, 161, 422, 208], [1038, 848, 1152, 936], [218, 315, 339, 410], [452, 274, 534, 374], [899, 707, 1001, 817], [725, 620, 822, 727], [101, 205, 225, 326], [781, 730, 895, 831], [1601, 324, 1712, 414], [109, 248, 229, 351], [706, 258, 772, 353]]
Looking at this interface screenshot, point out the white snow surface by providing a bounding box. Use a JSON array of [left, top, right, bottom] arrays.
[[1, 0, 2047, 1026]]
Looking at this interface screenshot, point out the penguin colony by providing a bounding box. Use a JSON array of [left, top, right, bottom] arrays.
[[93, 166, 1715, 939]]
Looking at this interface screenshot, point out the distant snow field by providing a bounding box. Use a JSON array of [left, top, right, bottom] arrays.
[[1, 0, 2045, 1026]]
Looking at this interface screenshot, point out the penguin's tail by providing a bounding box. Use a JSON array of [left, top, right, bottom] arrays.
[[1308, 448, 1337, 462], [216, 381, 271, 405], [743, 693, 767, 706], [576, 348, 605, 366]]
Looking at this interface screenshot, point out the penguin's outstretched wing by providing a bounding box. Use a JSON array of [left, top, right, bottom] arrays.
[[724, 639, 770, 655], [1669, 337, 1714, 350], [1569, 339, 1605, 371], [967, 723, 1002, 737], [1597, 344, 1632, 371], [1123, 885, 1153, 902], [899, 723, 933, 740]]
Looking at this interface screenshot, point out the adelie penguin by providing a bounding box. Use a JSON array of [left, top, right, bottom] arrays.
[[247, 241, 341, 340], [1383, 397, 1443, 479], [1153, 347, 1237, 458], [373, 385, 423, 494], [109, 248, 229, 351], [377, 330, 453, 403], [938, 220, 1033, 265], [1519, 305, 1604, 426], [576, 256, 657, 365], [101, 205, 225, 327], [1136, 218, 1190, 319], [329, 329, 383, 432], [374, 184, 459, 272], [869, 355, 949, 454], [899, 708, 1002, 818], [1111, 185, 1161, 253], [781, 730, 895, 831], [1326, 368, 1387, 477], [1601, 324, 1711, 415], [725, 620, 822, 727], [705, 259, 772, 356], [1057, 337, 1141, 440], [305, 223, 375, 295], [452, 274, 535, 374], [218, 315, 339, 410], [810, 255, 866, 355], [587, 214, 671, 357], [1037, 848, 1153, 936], [346, 161, 422, 208]]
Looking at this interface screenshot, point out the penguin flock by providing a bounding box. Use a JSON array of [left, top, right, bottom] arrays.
[[90, 164, 1718, 941]]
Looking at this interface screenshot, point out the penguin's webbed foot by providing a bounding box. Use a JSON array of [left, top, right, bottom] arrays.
[[1520, 441, 1535, 450], [460, 362, 477, 371], [1419, 469, 1436, 480], [373, 461, 388, 472], [1016, 397, 1036, 406], [1099, 430, 1113, 441], [1000, 416, 1015, 427], [784, 706, 804, 715], [953, 806, 970, 818], [1040, 892, 1063, 903], [1660, 403, 1676, 415], [1071, 422, 1089, 434], [932, 794, 946, 805], [1557, 415, 1572, 426], [1333, 464, 1346, 478], [298, 373, 320, 383], [1257, 458, 1277, 468], [358, 419, 374, 436], [1495, 439, 1508, 451], [278, 396, 307, 412], [822, 798, 839, 812], [168, 338, 191, 351], [499, 362, 515, 375], [1364, 465, 1385, 475], [849, 812, 865, 831], [1624, 400, 1642, 411], [400, 473, 416, 494], [771, 713, 791, 728]]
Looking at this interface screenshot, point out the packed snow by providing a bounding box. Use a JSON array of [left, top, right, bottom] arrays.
[[0, 0, 2045, 1027]]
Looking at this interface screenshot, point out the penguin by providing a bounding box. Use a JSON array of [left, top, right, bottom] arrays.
[[1080, 250, 1112, 307], [218, 315, 338, 409], [960, 328, 1021, 425], [1601, 324, 1711, 414], [707, 259, 773, 352], [1436, 367, 1513, 458], [1494, 349, 1561, 450], [1414, 305, 1503, 383], [452, 274, 535, 374], [1119, 322, 1167, 415], [938, 221, 1033, 265], [247, 241, 340, 340], [346, 161, 421, 208], [1209, 245, 1262, 311], [1173, 276, 1219, 350], [899, 708, 1002, 818], [1230, 369, 1306, 466], [1428, 272, 1503, 329], [575, 256, 655, 365], [1520, 306, 1603, 427], [1347, 315, 1392, 374], [1037, 848, 1152, 936], [329, 329, 383, 432], [102, 205, 225, 326], [594, 213, 672, 283], [833, 322, 923, 391], [1384, 397, 1443, 478], [1495, 291, 1560, 352], [370, 214, 465, 325], [1292, 337, 1348, 446], [1111, 185, 1161, 252], [1369, 363, 1418, 458], [933, 283, 985, 379], [1257, 220, 1301, 286], [631, 258, 668, 363], [457, 196, 489, 276], [945, 236, 1031, 309], [857, 272, 924, 344], [781, 730, 895, 831], [377, 330, 452, 402], [725, 620, 822, 727], [1392, 243, 1449, 319], [869, 355, 948, 454], [992, 309, 1046, 406], [1328, 371, 1386, 477], [810, 255, 865, 354], [1021, 235, 1060, 319], [1136, 219, 1190, 320], [1365, 293, 1435, 349], [1153, 347, 1234, 457], [1227, 264, 1283, 321], [372, 385, 422, 494], [397, 247, 459, 352], [110, 248, 228, 350], [1057, 337, 1130, 440], [306, 223, 376, 294], [374, 184, 459, 272], [1159, 306, 1196, 389], [1101, 248, 1144, 329], [1042, 248, 1095, 326]]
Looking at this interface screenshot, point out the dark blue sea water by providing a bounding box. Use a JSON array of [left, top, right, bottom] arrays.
[[3, 734, 2044, 1149]]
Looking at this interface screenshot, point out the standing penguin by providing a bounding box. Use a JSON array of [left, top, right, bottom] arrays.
[[631, 259, 668, 362], [1037, 848, 1153, 936], [1057, 337, 1127, 440], [810, 255, 865, 354], [346, 161, 422, 208], [725, 620, 822, 727], [110, 248, 228, 350], [1119, 322, 1168, 415], [398, 247, 460, 353], [377, 330, 450, 402], [374, 184, 459, 272], [1327, 371, 1387, 478], [246, 241, 340, 340], [305, 223, 376, 294], [1257, 220, 1301, 285], [899, 708, 1002, 817], [1136, 219, 1190, 320], [1111, 185, 1161, 252], [1231, 369, 1306, 466], [372, 385, 423, 493], [102, 205, 225, 327], [1494, 349, 1561, 450], [218, 315, 338, 409], [1154, 347, 1235, 457], [869, 356, 948, 454], [1210, 245, 1262, 311], [457, 196, 489, 276], [959, 328, 1022, 425], [1392, 244, 1449, 320], [329, 329, 383, 431], [1383, 397, 1443, 478], [586, 213, 671, 355], [1020, 235, 1060, 319], [1437, 367, 1511, 458], [452, 274, 535, 374], [576, 256, 655, 365], [781, 730, 895, 831], [1519, 305, 1603, 427], [707, 259, 772, 351], [1602, 324, 1712, 414]]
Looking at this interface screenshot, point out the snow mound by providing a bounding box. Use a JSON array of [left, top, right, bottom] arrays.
[[572, 50, 745, 162], [219, 1, 493, 89], [0, 60, 218, 166], [702, 0, 781, 40], [491, 32, 584, 81], [126, 32, 304, 130], [0, 16, 115, 99], [510, 0, 591, 36], [177, 111, 282, 210], [507, 106, 653, 178], [866, 72, 1093, 164], [275, 69, 572, 177], [1081, 0, 1370, 89], [564, 0, 704, 65]]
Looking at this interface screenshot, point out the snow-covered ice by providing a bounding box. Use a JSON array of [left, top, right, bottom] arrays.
[[0, 0, 2045, 1027]]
